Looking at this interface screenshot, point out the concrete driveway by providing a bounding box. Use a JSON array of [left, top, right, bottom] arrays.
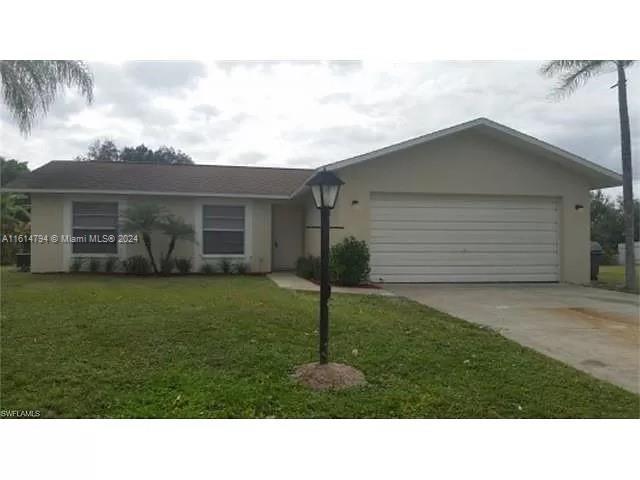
[[384, 283, 640, 394]]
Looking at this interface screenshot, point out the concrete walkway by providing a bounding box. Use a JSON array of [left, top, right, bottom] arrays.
[[385, 283, 640, 394], [268, 272, 394, 296]]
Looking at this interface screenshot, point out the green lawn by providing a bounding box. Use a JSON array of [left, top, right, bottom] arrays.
[[593, 265, 640, 292], [1, 270, 637, 418]]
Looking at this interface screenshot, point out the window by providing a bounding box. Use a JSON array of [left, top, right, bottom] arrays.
[[202, 205, 245, 254], [72, 202, 118, 254]]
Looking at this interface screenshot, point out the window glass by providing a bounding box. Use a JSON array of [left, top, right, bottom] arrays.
[[72, 202, 118, 254], [202, 205, 245, 254]]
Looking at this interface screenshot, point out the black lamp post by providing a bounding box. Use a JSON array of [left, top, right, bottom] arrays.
[[306, 168, 344, 365]]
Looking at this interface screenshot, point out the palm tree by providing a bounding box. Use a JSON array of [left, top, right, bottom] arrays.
[[159, 215, 195, 266], [120, 204, 166, 274], [541, 60, 636, 291], [1, 193, 29, 231], [0, 60, 93, 134], [1, 193, 30, 265]]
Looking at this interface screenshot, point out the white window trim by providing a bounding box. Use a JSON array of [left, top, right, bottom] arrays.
[[193, 199, 253, 270], [202, 205, 246, 256], [71, 200, 120, 257], [63, 197, 126, 268]]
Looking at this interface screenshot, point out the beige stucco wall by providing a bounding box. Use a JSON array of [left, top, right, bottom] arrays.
[[30, 194, 66, 273], [303, 131, 592, 284], [29, 193, 274, 273]]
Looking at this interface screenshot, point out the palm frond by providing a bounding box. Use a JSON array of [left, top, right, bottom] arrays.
[[120, 203, 167, 233], [539, 60, 615, 99], [618, 60, 635, 67], [159, 215, 195, 241], [0, 60, 93, 134]]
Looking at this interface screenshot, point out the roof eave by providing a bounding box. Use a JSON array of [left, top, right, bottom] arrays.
[[0, 187, 292, 200]]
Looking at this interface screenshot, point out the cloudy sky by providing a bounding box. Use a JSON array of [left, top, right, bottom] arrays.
[[1, 61, 638, 186]]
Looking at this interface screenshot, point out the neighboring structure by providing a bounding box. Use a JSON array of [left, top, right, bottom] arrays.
[[3, 118, 621, 283], [617, 242, 640, 265]]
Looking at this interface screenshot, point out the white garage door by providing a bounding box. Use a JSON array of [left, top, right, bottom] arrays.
[[370, 193, 560, 283]]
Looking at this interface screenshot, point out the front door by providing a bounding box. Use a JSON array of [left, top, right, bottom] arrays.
[[272, 204, 304, 271]]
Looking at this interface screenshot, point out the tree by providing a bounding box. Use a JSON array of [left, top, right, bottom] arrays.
[[159, 215, 195, 266], [153, 146, 193, 165], [120, 144, 193, 164], [75, 139, 120, 162], [1, 156, 31, 264], [76, 141, 194, 165], [1, 193, 30, 231], [541, 60, 636, 291], [1, 156, 30, 185], [1, 193, 31, 265], [590, 190, 624, 259], [120, 203, 166, 274], [0, 60, 93, 134], [120, 145, 155, 164]]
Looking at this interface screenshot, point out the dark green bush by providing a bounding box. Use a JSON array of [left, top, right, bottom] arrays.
[[295, 255, 320, 280], [160, 257, 175, 274], [104, 257, 118, 273], [175, 257, 193, 274], [88, 258, 101, 273], [601, 248, 618, 266], [122, 255, 151, 275], [330, 236, 370, 286], [200, 263, 215, 274], [70, 257, 84, 272], [218, 258, 232, 274], [234, 262, 249, 274]]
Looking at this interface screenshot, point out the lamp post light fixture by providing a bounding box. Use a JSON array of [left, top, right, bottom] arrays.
[[306, 168, 344, 364]]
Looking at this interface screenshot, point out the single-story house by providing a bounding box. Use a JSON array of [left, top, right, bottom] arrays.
[[3, 118, 621, 283]]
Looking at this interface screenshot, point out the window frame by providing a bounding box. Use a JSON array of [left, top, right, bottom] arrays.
[[71, 201, 120, 256], [201, 204, 246, 256]]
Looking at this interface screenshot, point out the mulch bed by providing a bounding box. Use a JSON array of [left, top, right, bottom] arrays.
[[292, 362, 366, 391]]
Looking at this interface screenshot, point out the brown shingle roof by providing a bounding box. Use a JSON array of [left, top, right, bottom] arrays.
[[3, 161, 314, 197]]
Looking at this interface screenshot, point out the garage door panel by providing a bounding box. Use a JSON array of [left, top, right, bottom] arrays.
[[372, 265, 557, 275], [371, 229, 557, 244], [370, 243, 557, 253], [371, 220, 558, 232], [369, 193, 560, 283], [371, 252, 559, 266], [377, 273, 559, 283], [371, 194, 556, 209], [371, 207, 557, 223]]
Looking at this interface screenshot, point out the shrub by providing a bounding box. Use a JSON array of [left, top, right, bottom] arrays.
[[122, 255, 151, 275], [88, 258, 101, 273], [601, 248, 618, 266], [175, 257, 193, 274], [234, 262, 249, 274], [200, 263, 216, 275], [330, 236, 370, 286], [104, 257, 118, 273], [295, 255, 319, 280], [160, 257, 175, 274], [70, 257, 84, 272], [218, 258, 232, 274]]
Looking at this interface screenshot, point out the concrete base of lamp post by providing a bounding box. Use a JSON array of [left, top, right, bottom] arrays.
[[292, 362, 366, 391]]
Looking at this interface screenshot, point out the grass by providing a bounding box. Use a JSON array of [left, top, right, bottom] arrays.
[[592, 265, 640, 293], [1, 270, 638, 418]]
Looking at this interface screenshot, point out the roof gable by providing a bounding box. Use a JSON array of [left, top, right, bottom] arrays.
[[320, 118, 622, 189]]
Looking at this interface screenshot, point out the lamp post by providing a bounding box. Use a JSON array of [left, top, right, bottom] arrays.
[[306, 169, 344, 365]]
